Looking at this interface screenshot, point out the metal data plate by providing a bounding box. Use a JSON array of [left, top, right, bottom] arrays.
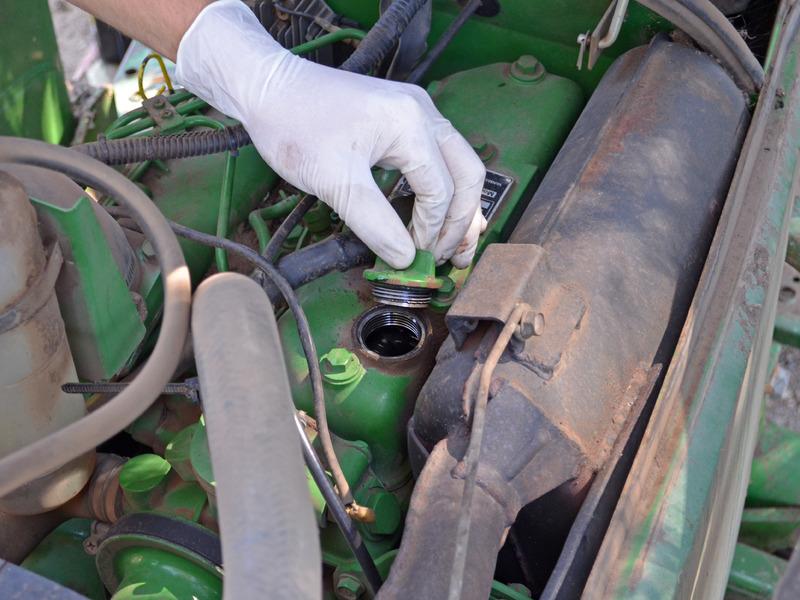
[[391, 169, 514, 222]]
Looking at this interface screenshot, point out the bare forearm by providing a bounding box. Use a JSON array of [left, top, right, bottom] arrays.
[[69, 0, 212, 60]]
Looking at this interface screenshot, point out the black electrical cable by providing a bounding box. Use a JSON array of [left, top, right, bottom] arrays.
[[405, 0, 482, 85], [340, 0, 429, 75], [294, 415, 382, 595], [72, 124, 251, 166], [260, 193, 318, 262]]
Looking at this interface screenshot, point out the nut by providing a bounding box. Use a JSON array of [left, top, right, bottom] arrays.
[[336, 574, 365, 600]]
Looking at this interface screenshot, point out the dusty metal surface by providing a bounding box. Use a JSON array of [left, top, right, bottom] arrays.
[[393, 37, 749, 600], [584, 5, 800, 597]]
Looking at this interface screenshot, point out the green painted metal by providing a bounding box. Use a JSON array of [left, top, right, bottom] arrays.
[[21, 519, 106, 600], [136, 145, 278, 321], [280, 271, 415, 479], [30, 195, 145, 380], [490, 581, 533, 600], [327, 0, 665, 94], [584, 16, 800, 598], [103, 541, 221, 600], [321, 348, 366, 386], [428, 55, 584, 255], [726, 543, 787, 599], [747, 420, 800, 507], [739, 507, 800, 552], [364, 250, 444, 290], [0, 0, 74, 144]]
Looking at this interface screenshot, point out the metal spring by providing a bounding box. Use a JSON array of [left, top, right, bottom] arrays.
[[370, 282, 433, 308]]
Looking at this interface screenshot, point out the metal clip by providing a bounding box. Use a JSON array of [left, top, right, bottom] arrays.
[[576, 0, 630, 70]]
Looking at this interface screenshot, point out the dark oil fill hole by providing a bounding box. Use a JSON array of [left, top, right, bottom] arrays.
[[357, 307, 426, 360]]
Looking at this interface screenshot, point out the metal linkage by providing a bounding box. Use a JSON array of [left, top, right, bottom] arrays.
[[448, 303, 531, 600]]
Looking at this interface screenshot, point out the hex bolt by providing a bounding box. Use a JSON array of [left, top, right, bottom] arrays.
[[336, 574, 365, 600], [160, 109, 174, 119], [152, 96, 166, 108], [467, 133, 496, 162], [514, 311, 545, 341], [510, 55, 545, 83], [320, 348, 365, 386]]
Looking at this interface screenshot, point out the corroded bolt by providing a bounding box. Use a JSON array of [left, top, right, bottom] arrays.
[[336, 574, 365, 600], [514, 311, 545, 341], [160, 108, 174, 119], [467, 133, 496, 162], [510, 55, 545, 83]]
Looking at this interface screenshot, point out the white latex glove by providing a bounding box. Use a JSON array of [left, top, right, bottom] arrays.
[[176, 0, 486, 269]]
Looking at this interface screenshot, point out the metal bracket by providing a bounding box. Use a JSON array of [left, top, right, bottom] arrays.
[[577, 0, 630, 70], [142, 94, 184, 133], [446, 244, 546, 348]]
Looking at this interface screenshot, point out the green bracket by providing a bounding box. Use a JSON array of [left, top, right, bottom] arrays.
[[30, 195, 145, 380]]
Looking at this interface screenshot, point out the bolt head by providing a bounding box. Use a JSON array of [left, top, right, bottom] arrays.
[[320, 348, 364, 386], [160, 108, 173, 118], [510, 55, 545, 82], [467, 133, 496, 162], [515, 311, 545, 341], [336, 575, 365, 600]]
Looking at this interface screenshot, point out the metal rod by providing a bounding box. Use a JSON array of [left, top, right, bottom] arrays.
[[447, 303, 529, 600], [598, 0, 630, 49]]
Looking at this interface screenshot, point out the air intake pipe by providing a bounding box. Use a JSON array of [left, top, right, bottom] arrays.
[[192, 272, 321, 600], [380, 37, 750, 599]]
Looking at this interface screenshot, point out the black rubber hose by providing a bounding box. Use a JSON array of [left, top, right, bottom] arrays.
[[72, 125, 251, 166], [637, 0, 764, 92], [261, 194, 318, 262], [405, 0, 482, 85], [294, 415, 383, 595], [261, 233, 373, 302], [340, 0, 429, 74], [193, 273, 322, 600]]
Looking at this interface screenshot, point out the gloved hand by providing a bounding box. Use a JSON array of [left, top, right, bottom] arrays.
[[176, 0, 486, 269]]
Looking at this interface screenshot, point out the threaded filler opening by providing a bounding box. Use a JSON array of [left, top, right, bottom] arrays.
[[355, 306, 427, 360]]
